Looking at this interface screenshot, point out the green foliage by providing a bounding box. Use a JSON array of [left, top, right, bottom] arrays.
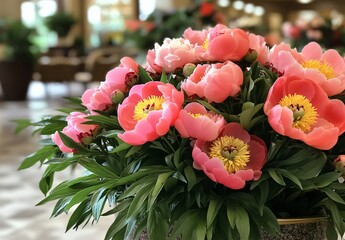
[[44, 12, 76, 38], [0, 20, 38, 61]]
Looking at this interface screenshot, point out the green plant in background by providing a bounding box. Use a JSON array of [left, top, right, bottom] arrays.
[[44, 12, 76, 38], [0, 20, 39, 62]]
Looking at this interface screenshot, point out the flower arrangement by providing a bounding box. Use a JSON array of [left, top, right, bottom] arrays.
[[17, 23, 345, 240]]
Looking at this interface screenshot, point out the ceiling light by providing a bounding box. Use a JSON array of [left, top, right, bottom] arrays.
[[254, 6, 265, 16], [217, 0, 231, 8], [233, 0, 244, 10], [297, 0, 313, 4], [244, 3, 255, 14]]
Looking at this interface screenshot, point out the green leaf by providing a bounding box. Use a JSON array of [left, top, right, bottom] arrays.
[[90, 188, 107, 221], [268, 169, 286, 186], [160, 69, 167, 83], [197, 100, 222, 115], [66, 199, 91, 232], [321, 188, 345, 205], [312, 172, 342, 188], [125, 145, 142, 158], [18, 145, 56, 170], [138, 65, 153, 83], [13, 119, 33, 133], [79, 159, 119, 179], [40, 120, 67, 134], [85, 115, 119, 129], [112, 142, 132, 153], [326, 220, 338, 240], [279, 169, 302, 189], [51, 197, 72, 218], [147, 207, 169, 239], [184, 165, 197, 191], [207, 198, 223, 228], [226, 202, 236, 229], [148, 171, 173, 208], [239, 103, 263, 130], [39, 173, 54, 195], [235, 206, 250, 240]]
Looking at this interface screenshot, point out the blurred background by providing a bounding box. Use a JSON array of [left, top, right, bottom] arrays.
[[1, 0, 345, 239]]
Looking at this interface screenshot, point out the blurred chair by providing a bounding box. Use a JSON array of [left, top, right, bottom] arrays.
[[35, 56, 83, 97], [74, 47, 121, 89]]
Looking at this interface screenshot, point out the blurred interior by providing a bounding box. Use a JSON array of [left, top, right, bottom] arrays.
[[1, 0, 345, 239]]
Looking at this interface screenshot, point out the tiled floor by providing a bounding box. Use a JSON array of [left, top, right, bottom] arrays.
[[0, 81, 113, 240]]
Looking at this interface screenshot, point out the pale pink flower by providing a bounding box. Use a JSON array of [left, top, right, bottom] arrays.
[[146, 49, 163, 73], [183, 27, 210, 46], [174, 102, 226, 141], [264, 76, 345, 150], [153, 38, 197, 73], [181, 61, 243, 103], [248, 33, 269, 65], [117, 81, 184, 145], [192, 123, 267, 190], [81, 87, 113, 112], [52, 112, 98, 153]]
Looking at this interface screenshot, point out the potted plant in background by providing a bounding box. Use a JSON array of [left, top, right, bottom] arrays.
[[0, 20, 38, 101], [44, 11, 76, 47], [17, 24, 345, 239]]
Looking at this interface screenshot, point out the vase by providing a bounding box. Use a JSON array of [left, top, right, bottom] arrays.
[[261, 217, 327, 240]]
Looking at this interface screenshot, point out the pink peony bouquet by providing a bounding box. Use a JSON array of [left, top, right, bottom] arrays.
[[18, 24, 345, 239]]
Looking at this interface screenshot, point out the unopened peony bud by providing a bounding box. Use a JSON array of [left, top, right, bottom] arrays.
[[183, 63, 196, 77], [125, 72, 138, 88], [244, 49, 258, 63], [334, 155, 345, 177], [111, 90, 125, 104], [81, 135, 93, 145]]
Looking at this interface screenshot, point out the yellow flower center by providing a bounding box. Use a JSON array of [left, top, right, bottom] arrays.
[[209, 136, 250, 174], [279, 94, 318, 132], [302, 60, 335, 79], [133, 95, 165, 121], [189, 113, 207, 118], [203, 38, 209, 50]]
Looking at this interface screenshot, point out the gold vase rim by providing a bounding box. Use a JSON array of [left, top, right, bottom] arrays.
[[277, 217, 327, 225]]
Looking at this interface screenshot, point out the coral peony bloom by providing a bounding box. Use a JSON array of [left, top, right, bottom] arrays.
[[183, 27, 210, 46], [192, 123, 267, 190], [52, 112, 98, 153], [153, 38, 197, 73], [174, 102, 226, 141], [146, 49, 163, 73], [269, 42, 345, 96], [117, 81, 184, 145], [264, 76, 345, 150], [181, 61, 243, 103], [206, 24, 249, 62]]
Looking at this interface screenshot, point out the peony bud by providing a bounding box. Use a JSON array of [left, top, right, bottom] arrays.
[[183, 63, 196, 77], [244, 49, 258, 63], [334, 155, 345, 177], [111, 90, 125, 104]]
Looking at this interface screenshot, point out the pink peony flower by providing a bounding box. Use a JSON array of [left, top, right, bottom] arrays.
[[101, 57, 139, 95], [248, 33, 269, 65], [269, 42, 345, 96], [153, 38, 197, 73], [146, 49, 163, 73], [183, 27, 210, 46], [192, 123, 267, 190], [264, 76, 345, 150], [117, 81, 184, 145], [81, 87, 113, 112], [181, 61, 243, 103], [268, 42, 303, 73], [52, 112, 98, 153], [174, 102, 226, 141]]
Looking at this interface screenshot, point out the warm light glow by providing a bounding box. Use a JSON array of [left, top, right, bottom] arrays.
[[254, 6, 265, 16], [233, 0, 245, 10], [297, 0, 313, 4], [244, 3, 255, 14], [217, 0, 231, 8]]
